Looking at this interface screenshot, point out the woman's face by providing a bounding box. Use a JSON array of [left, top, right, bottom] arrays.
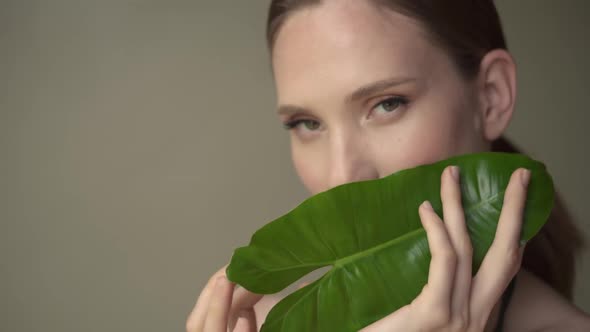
[[272, 1, 490, 195]]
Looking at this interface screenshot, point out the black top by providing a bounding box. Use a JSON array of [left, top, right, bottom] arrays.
[[494, 277, 517, 332]]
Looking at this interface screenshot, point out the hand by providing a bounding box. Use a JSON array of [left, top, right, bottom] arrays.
[[186, 265, 263, 332], [361, 166, 530, 332]]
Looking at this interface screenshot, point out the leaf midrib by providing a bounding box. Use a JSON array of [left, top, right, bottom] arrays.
[[265, 227, 426, 329], [257, 189, 504, 275], [264, 189, 506, 328]]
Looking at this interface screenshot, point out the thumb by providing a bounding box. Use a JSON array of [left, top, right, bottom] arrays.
[[232, 309, 257, 332], [228, 286, 263, 331], [231, 286, 264, 311]]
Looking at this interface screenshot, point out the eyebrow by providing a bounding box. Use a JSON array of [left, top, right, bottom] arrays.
[[346, 77, 416, 103], [277, 104, 308, 117], [277, 77, 417, 116]]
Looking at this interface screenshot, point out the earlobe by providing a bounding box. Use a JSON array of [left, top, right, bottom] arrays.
[[477, 49, 518, 142]]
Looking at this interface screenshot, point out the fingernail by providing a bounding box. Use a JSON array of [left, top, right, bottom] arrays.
[[421, 201, 433, 211], [520, 169, 531, 187], [450, 166, 460, 182]]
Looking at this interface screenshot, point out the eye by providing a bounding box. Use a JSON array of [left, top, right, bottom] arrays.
[[283, 119, 321, 131], [372, 96, 409, 116]]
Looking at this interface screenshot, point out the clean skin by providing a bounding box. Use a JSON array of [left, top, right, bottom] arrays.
[[187, 1, 590, 331]]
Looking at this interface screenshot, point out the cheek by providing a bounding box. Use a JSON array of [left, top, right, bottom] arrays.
[[372, 132, 450, 177], [372, 105, 480, 176]]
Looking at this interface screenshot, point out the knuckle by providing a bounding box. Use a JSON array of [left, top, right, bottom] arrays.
[[428, 308, 451, 328], [438, 247, 457, 266], [207, 274, 219, 287], [458, 238, 473, 258], [451, 310, 469, 331], [489, 245, 523, 276], [440, 187, 459, 206], [500, 196, 517, 213], [440, 186, 452, 202], [504, 246, 523, 267], [449, 314, 469, 331], [206, 267, 228, 286]]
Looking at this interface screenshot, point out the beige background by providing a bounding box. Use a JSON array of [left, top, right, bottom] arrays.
[[1, 1, 588, 331]]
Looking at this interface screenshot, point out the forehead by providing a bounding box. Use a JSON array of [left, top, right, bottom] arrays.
[[272, 1, 446, 101]]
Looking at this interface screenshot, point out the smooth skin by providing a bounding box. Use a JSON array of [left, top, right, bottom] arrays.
[[188, 0, 590, 331]]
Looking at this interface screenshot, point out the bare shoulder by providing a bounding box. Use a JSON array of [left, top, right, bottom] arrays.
[[505, 270, 590, 332]]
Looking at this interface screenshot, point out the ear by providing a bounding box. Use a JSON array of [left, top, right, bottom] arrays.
[[475, 49, 517, 141]]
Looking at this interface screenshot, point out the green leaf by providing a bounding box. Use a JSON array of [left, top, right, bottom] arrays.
[[227, 152, 554, 332]]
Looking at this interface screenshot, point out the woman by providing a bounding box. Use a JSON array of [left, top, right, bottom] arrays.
[[187, 1, 590, 331]]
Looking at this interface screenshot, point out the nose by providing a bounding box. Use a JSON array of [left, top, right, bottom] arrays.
[[327, 130, 379, 189]]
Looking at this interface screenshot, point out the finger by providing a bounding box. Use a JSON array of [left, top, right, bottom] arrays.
[[491, 168, 531, 248], [419, 200, 456, 308], [470, 168, 530, 321], [233, 309, 258, 332], [470, 245, 525, 328], [440, 166, 472, 316], [186, 266, 229, 332], [204, 275, 235, 332], [231, 286, 264, 310], [228, 287, 263, 331]]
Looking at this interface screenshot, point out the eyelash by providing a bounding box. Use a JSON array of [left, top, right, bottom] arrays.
[[283, 119, 318, 131], [282, 96, 409, 131], [370, 96, 409, 117]]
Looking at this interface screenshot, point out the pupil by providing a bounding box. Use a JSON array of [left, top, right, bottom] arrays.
[[305, 121, 318, 130], [383, 99, 399, 112]]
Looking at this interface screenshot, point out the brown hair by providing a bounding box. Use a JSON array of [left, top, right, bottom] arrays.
[[267, 0, 584, 299]]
